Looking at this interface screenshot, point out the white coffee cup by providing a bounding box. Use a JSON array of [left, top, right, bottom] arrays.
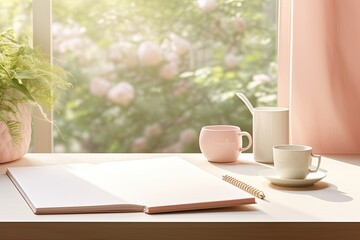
[[273, 145, 321, 179]]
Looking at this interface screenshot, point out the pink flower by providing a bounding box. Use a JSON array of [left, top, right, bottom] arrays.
[[171, 38, 191, 56], [145, 124, 163, 137], [175, 117, 186, 125], [233, 18, 246, 33], [253, 74, 271, 83], [224, 53, 238, 69], [173, 81, 189, 98], [108, 42, 138, 68], [159, 62, 179, 80], [165, 51, 180, 63], [108, 42, 131, 62], [98, 62, 115, 77], [107, 81, 135, 106], [123, 51, 138, 68], [180, 128, 197, 145], [198, 0, 217, 13], [89, 77, 111, 97], [131, 137, 147, 152], [163, 142, 183, 153], [137, 42, 163, 67]]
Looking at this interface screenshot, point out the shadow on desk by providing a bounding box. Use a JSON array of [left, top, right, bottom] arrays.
[[267, 182, 353, 203], [325, 155, 360, 167], [209, 158, 272, 176]]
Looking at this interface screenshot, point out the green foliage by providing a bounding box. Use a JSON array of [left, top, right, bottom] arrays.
[[50, 0, 277, 153], [0, 29, 72, 144]]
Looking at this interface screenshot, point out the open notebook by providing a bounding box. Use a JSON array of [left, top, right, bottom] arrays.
[[6, 156, 255, 214]]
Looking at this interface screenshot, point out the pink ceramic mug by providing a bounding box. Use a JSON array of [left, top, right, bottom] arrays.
[[199, 125, 252, 163]]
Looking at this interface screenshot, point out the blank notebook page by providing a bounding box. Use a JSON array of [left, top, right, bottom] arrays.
[[7, 156, 255, 213]]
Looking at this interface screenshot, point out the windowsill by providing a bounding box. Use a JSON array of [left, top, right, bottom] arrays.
[[0, 153, 359, 239]]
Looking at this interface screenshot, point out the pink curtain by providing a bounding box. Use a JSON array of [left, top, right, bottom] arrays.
[[279, 0, 360, 153]]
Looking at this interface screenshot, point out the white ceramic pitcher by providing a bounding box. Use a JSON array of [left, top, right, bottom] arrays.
[[236, 93, 289, 163]]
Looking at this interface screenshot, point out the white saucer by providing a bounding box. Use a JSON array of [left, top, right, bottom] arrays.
[[259, 169, 327, 187]]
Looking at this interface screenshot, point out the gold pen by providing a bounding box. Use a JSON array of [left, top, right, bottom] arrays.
[[222, 175, 266, 199]]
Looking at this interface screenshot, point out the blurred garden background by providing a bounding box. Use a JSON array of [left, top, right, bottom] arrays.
[[1, 0, 278, 153]]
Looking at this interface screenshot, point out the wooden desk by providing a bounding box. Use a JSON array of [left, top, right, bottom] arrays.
[[0, 153, 359, 239]]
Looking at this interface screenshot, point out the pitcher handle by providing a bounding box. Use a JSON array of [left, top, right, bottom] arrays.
[[238, 132, 252, 152], [236, 93, 254, 115]]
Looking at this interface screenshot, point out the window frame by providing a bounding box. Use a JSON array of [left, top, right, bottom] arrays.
[[32, 0, 53, 153], [277, 0, 292, 109]]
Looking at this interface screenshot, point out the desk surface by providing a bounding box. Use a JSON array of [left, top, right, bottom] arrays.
[[1, 153, 359, 239]]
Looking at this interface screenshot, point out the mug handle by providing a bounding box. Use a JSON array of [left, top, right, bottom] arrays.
[[238, 131, 252, 152], [309, 153, 321, 172]]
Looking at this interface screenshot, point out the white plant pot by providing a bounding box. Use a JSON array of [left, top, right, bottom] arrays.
[[0, 104, 32, 163]]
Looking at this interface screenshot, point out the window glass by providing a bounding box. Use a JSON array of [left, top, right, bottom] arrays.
[[0, 0, 32, 43], [52, 0, 278, 153]]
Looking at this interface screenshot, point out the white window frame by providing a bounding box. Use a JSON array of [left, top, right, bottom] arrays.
[[32, 0, 53, 152]]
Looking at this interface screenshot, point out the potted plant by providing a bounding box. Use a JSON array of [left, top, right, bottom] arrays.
[[0, 29, 71, 163]]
